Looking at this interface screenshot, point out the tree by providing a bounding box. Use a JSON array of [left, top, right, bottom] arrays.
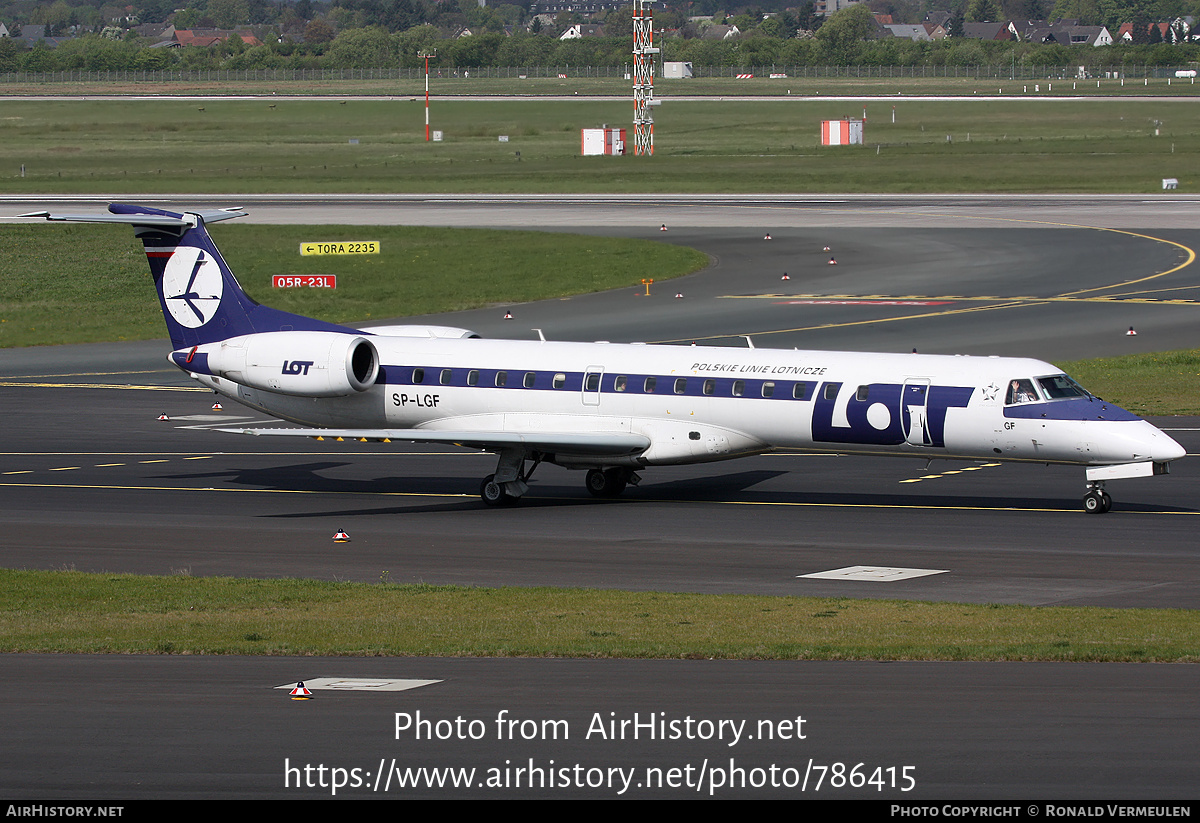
[[208, 0, 250, 28], [965, 0, 1002, 21], [305, 19, 336, 43], [326, 26, 395, 67], [815, 3, 874, 63]]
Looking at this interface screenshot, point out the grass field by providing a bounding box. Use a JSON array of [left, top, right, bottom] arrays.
[[3, 569, 1196, 661], [2, 97, 1197, 193], [0, 223, 707, 348]]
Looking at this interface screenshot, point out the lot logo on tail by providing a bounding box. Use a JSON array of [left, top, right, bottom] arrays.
[[163, 247, 223, 328]]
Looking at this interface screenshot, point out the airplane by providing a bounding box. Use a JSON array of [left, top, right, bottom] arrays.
[[21, 203, 1186, 513]]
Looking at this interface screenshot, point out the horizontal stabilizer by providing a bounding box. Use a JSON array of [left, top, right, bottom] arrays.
[[220, 427, 651, 456], [18, 207, 246, 226]]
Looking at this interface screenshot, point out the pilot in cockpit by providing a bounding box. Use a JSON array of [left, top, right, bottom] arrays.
[[1007, 379, 1039, 404]]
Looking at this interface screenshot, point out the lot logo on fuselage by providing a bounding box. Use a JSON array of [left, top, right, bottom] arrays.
[[162, 246, 223, 328]]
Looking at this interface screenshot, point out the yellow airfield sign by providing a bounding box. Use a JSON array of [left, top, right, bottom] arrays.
[[300, 241, 380, 256]]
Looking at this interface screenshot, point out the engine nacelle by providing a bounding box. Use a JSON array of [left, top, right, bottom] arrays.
[[360, 324, 481, 340], [172, 332, 379, 397]]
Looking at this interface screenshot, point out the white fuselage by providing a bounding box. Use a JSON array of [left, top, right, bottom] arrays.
[[190, 336, 1184, 470]]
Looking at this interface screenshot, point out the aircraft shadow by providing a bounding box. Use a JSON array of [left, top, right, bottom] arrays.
[[152, 464, 1194, 517]]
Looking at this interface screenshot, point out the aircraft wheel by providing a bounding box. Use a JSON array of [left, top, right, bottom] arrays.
[[585, 468, 628, 498], [480, 474, 513, 507], [1083, 490, 1110, 514]]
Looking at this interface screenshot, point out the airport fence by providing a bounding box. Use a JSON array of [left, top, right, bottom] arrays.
[[0, 65, 1197, 84]]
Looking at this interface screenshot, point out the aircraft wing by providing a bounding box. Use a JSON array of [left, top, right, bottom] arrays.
[[220, 427, 651, 456]]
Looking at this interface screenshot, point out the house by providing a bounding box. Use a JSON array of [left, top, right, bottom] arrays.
[[559, 24, 606, 39], [962, 22, 1012, 41], [173, 29, 264, 48], [702, 24, 741, 39], [1117, 22, 1171, 43], [1028, 24, 1111, 46], [133, 23, 175, 43], [924, 10, 953, 28], [1066, 26, 1112, 46], [529, 1, 625, 14], [0, 22, 10, 38], [20, 28, 64, 48], [815, 0, 865, 17], [884, 24, 932, 41]]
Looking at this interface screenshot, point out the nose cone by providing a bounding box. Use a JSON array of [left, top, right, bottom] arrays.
[[1151, 428, 1187, 463], [1090, 420, 1186, 464]]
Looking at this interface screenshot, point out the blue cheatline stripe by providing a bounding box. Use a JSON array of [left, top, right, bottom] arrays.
[[380, 365, 817, 401], [1002, 397, 1141, 422], [379, 367, 1145, 425]]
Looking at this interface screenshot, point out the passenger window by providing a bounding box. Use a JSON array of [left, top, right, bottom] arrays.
[[412, 368, 424, 384], [495, 371, 507, 387], [614, 375, 627, 392], [585, 373, 600, 391], [856, 385, 869, 401], [762, 381, 775, 398], [1006, 378, 1039, 404], [644, 376, 657, 393], [440, 369, 452, 385], [674, 378, 687, 395], [553, 373, 566, 389], [793, 382, 808, 400], [703, 379, 715, 395], [523, 372, 536, 388], [467, 370, 479, 386], [732, 380, 745, 397], [823, 383, 838, 400]]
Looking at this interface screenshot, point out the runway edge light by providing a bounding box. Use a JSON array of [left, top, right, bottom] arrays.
[[290, 682, 313, 700], [333, 530, 351, 543]]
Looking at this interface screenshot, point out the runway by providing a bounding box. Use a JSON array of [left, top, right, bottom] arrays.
[[2, 195, 1198, 798]]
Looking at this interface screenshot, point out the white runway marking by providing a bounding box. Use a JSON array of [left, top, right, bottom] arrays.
[[799, 566, 949, 582], [275, 677, 442, 692]]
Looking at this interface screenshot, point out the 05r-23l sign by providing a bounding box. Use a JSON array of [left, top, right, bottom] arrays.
[[273, 275, 337, 289], [300, 241, 380, 256]]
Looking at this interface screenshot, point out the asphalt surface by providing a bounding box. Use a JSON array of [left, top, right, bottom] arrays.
[[2, 195, 1198, 799]]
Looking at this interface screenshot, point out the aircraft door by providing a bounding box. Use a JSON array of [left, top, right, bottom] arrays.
[[582, 366, 603, 407], [903, 379, 932, 446]]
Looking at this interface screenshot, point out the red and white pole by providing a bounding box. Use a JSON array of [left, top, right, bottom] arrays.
[[424, 54, 430, 142]]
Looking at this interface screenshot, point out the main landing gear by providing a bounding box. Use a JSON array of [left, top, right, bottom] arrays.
[[1083, 481, 1112, 514], [479, 448, 539, 507], [477, 448, 640, 506], [585, 467, 637, 498], [480, 473, 518, 506]]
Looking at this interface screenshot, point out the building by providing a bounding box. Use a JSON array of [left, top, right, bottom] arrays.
[[815, 0, 865, 18]]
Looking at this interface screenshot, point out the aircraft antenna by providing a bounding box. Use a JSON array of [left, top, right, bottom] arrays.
[[632, 0, 658, 156]]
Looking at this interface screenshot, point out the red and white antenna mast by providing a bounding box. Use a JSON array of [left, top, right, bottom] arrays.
[[419, 49, 435, 141], [632, 0, 658, 156]]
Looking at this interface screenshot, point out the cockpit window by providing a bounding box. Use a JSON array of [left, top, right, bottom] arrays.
[[1038, 374, 1090, 400], [1006, 378, 1040, 404]]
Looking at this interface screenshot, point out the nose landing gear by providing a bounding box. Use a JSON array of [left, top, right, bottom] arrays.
[[1083, 482, 1112, 514]]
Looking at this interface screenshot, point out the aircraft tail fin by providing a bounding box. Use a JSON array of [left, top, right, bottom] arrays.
[[21, 203, 352, 350]]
